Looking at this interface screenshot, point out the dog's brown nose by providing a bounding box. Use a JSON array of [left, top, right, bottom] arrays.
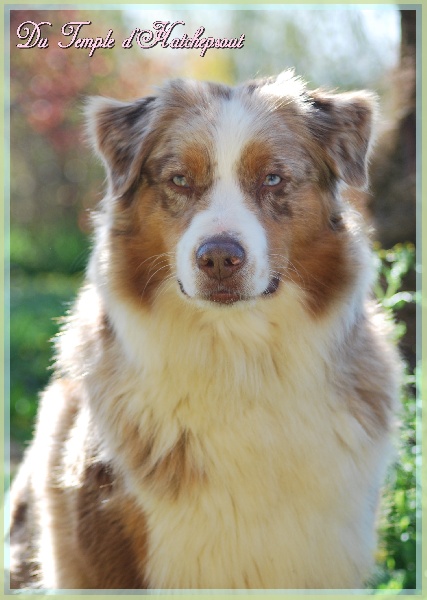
[[196, 235, 246, 280]]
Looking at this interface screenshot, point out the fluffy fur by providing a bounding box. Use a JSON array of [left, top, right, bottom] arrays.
[[9, 71, 400, 590]]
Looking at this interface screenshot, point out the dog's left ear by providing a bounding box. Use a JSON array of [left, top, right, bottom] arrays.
[[307, 90, 378, 189]]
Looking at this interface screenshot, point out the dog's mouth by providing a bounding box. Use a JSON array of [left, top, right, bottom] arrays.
[[262, 276, 280, 296], [178, 276, 280, 305]]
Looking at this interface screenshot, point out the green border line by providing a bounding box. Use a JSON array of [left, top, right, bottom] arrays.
[[2, 2, 425, 599]]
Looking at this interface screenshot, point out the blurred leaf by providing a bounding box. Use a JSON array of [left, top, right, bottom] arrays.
[[10, 271, 82, 443]]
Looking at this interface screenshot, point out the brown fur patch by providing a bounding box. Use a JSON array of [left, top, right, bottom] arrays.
[[238, 139, 277, 189], [238, 134, 348, 316], [9, 478, 39, 588], [181, 143, 213, 187], [137, 430, 206, 498], [288, 226, 350, 315], [109, 188, 174, 308], [76, 464, 148, 589]]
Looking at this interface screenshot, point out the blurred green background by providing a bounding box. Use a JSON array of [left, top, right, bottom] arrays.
[[7, 7, 419, 591]]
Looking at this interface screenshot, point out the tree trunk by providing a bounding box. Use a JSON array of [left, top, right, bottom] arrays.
[[369, 9, 416, 248], [369, 9, 417, 367]]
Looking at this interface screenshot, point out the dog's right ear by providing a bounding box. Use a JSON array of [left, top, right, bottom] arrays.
[[85, 96, 157, 196]]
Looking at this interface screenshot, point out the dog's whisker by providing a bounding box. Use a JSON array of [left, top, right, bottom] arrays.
[[137, 252, 175, 272], [141, 264, 171, 297], [146, 259, 172, 278]]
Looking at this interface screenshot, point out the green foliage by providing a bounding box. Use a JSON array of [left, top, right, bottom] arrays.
[[373, 243, 417, 340], [371, 243, 418, 591], [10, 271, 82, 443], [11, 223, 90, 276], [9, 222, 86, 443], [374, 381, 419, 591]]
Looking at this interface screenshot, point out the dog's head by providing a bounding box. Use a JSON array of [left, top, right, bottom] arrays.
[[87, 71, 376, 317]]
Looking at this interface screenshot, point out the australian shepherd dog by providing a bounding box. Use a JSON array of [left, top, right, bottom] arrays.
[[9, 71, 400, 590]]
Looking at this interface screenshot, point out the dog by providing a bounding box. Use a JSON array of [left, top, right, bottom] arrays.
[[9, 70, 400, 590]]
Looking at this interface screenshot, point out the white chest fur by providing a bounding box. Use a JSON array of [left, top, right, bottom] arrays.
[[80, 286, 390, 589], [132, 379, 382, 588], [69, 284, 388, 589]]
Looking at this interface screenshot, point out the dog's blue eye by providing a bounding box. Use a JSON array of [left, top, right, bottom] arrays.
[[263, 174, 282, 186], [172, 175, 189, 188]]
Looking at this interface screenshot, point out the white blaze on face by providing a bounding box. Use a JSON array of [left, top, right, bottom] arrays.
[[176, 96, 271, 300]]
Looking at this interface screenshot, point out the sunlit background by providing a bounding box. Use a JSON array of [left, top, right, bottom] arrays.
[[123, 7, 401, 87], [8, 6, 418, 591]]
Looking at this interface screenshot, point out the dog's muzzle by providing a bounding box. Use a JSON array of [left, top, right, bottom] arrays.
[[178, 234, 280, 305]]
